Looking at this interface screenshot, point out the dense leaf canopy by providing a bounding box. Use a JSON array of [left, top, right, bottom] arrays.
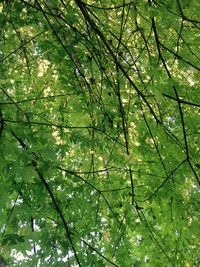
[[0, 0, 200, 266]]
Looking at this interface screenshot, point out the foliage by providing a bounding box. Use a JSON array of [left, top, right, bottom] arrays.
[[0, 0, 200, 266]]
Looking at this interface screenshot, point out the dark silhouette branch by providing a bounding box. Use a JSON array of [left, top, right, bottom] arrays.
[[163, 94, 200, 108]]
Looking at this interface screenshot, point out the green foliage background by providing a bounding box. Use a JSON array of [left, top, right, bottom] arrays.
[[0, 0, 200, 266]]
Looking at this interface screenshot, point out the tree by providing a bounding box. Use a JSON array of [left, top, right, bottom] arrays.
[[0, 0, 200, 266]]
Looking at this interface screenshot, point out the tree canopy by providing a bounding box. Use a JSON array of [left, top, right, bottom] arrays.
[[0, 0, 200, 266]]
